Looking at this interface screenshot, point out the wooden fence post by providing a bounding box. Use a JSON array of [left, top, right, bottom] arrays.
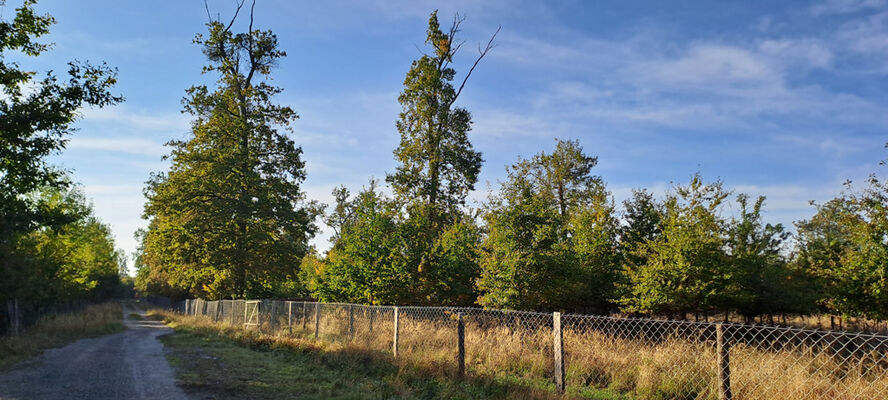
[[288, 301, 293, 335], [393, 306, 400, 359], [302, 302, 307, 330], [553, 312, 565, 394], [717, 323, 732, 400], [457, 312, 465, 378], [314, 302, 321, 339], [369, 307, 374, 333]]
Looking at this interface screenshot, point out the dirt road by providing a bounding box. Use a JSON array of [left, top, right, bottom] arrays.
[[0, 305, 187, 400]]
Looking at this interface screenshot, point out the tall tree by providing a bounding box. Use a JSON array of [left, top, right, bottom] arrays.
[[141, 2, 317, 299], [0, 0, 122, 304], [386, 11, 496, 302]]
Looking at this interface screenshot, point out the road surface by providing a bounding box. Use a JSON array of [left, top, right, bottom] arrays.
[[0, 304, 187, 400]]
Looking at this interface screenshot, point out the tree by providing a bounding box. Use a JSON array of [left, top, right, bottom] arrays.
[[385, 11, 497, 303], [795, 149, 888, 319], [726, 194, 803, 320], [140, 2, 317, 300], [0, 0, 122, 305], [477, 139, 618, 311], [314, 181, 411, 304], [620, 190, 663, 269], [619, 174, 731, 317]]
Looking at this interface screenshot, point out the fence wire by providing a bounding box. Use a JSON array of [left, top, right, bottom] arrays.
[[171, 299, 888, 399]]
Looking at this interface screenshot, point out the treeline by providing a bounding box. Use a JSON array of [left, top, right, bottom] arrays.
[[1, 1, 128, 308], [134, 7, 888, 322]]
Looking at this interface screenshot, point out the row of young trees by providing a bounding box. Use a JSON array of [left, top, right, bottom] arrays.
[[134, 6, 888, 321], [1, 1, 128, 307]]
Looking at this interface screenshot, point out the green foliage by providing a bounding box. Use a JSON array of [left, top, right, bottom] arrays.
[[0, 0, 123, 306], [7, 186, 125, 303], [795, 153, 888, 319], [619, 174, 731, 316], [313, 182, 410, 304], [139, 12, 318, 300], [478, 139, 619, 311], [725, 195, 807, 318]]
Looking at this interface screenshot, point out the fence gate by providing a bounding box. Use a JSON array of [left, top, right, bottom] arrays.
[[244, 300, 260, 329]]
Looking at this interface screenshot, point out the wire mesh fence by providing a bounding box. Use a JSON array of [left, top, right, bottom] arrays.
[[170, 299, 888, 399]]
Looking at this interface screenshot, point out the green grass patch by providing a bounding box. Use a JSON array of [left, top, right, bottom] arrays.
[[159, 323, 617, 400], [0, 302, 124, 370]]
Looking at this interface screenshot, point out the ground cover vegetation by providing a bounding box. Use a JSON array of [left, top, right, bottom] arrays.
[[0, 0, 129, 315], [0, 302, 123, 369], [153, 309, 619, 400], [126, 6, 888, 325]]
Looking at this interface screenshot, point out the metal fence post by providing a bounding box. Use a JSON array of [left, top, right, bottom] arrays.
[[717, 323, 733, 400], [457, 312, 465, 377], [553, 312, 565, 394], [314, 302, 321, 339], [287, 301, 293, 335], [393, 306, 400, 359]]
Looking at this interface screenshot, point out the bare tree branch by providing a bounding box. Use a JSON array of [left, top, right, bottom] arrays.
[[451, 25, 500, 106]]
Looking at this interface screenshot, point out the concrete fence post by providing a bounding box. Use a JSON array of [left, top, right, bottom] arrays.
[[287, 301, 293, 335], [393, 306, 400, 359], [553, 312, 565, 394], [348, 305, 355, 340], [457, 312, 465, 378], [717, 323, 733, 400], [314, 302, 321, 339]]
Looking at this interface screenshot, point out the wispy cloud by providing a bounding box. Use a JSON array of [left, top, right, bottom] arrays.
[[68, 137, 166, 157]]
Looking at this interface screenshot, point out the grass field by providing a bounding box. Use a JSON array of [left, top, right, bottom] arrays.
[[155, 310, 625, 399], [0, 302, 124, 370], [157, 304, 888, 400]]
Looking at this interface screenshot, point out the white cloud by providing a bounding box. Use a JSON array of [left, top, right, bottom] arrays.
[[810, 0, 887, 16], [67, 137, 166, 157], [80, 106, 190, 132]]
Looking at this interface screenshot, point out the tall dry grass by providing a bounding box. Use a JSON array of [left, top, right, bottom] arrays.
[[0, 302, 124, 369], [168, 303, 888, 399]]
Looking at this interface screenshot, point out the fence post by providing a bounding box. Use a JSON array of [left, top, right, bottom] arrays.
[[717, 323, 732, 400], [348, 305, 355, 340], [369, 307, 374, 333], [288, 301, 293, 335], [393, 306, 400, 359], [553, 312, 565, 394], [457, 312, 465, 378], [314, 302, 321, 339], [302, 302, 307, 330]]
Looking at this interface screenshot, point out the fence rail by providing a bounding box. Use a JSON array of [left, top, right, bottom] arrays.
[[171, 299, 888, 399]]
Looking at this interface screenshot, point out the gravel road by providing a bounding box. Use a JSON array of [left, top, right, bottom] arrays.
[[0, 304, 188, 400]]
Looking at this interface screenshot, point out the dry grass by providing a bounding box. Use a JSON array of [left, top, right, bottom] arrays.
[[161, 305, 888, 400], [0, 302, 124, 369]]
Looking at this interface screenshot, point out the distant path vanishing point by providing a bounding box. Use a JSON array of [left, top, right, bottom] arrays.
[[0, 304, 187, 400]]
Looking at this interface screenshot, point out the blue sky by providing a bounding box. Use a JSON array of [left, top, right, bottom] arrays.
[[17, 0, 888, 269]]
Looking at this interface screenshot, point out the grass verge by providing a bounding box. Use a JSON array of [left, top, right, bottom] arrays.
[[0, 302, 124, 369], [154, 310, 624, 399]]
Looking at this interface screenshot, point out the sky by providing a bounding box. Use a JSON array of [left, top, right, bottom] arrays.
[[12, 0, 888, 271]]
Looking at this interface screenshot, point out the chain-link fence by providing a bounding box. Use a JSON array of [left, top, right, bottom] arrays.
[[172, 299, 888, 399], [1, 299, 89, 336]]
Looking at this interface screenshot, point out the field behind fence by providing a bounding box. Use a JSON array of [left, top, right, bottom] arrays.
[[172, 299, 888, 399]]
